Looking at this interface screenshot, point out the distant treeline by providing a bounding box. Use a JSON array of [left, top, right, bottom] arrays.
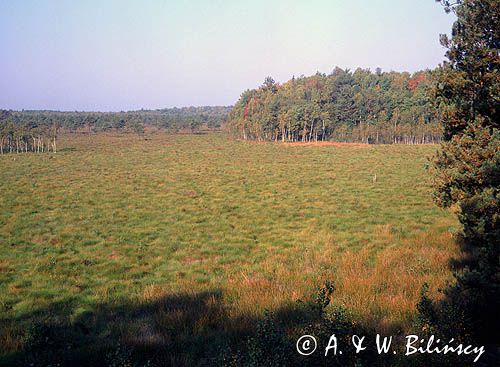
[[226, 68, 442, 144], [0, 110, 59, 154], [0, 106, 230, 154]]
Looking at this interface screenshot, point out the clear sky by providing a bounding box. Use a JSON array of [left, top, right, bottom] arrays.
[[0, 0, 456, 111]]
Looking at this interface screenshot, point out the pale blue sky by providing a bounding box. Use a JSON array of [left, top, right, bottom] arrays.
[[0, 0, 455, 111]]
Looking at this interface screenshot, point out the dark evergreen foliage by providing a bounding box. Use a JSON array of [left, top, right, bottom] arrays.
[[420, 0, 499, 358]]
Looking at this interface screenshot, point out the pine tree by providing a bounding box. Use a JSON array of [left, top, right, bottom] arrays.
[[426, 0, 499, 349]]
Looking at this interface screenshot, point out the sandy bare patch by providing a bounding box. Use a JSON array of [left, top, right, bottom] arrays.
[[284, 141, 370, 147]]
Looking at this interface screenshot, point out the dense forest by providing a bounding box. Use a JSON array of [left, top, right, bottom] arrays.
[[1, 69, 447, 152], [226, 68, 443, 144], [0, 106, 230, 154]]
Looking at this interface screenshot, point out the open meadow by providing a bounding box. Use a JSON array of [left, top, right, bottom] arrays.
[[0, 132, 458, 365]]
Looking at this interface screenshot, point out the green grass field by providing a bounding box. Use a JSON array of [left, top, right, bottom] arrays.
[[0, 133, 458, 365]]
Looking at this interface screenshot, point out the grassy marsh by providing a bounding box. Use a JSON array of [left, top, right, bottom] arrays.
[[0, 133, 457, 364]]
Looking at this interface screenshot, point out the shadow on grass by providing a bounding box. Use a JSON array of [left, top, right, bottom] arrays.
[[417, 234, 500, 366], [58, 147, 77, 152], [0, 283, 388, 367], [3, 278, 494, 366], [2, 290, 233, 366]]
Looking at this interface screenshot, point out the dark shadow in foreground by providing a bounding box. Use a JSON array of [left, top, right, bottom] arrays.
[[2, 280, 492, 366], [1, 283, 390, 367]]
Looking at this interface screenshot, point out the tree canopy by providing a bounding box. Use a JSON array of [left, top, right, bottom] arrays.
[[419, 0, 499, 352], [227, 68, 442, 144]]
